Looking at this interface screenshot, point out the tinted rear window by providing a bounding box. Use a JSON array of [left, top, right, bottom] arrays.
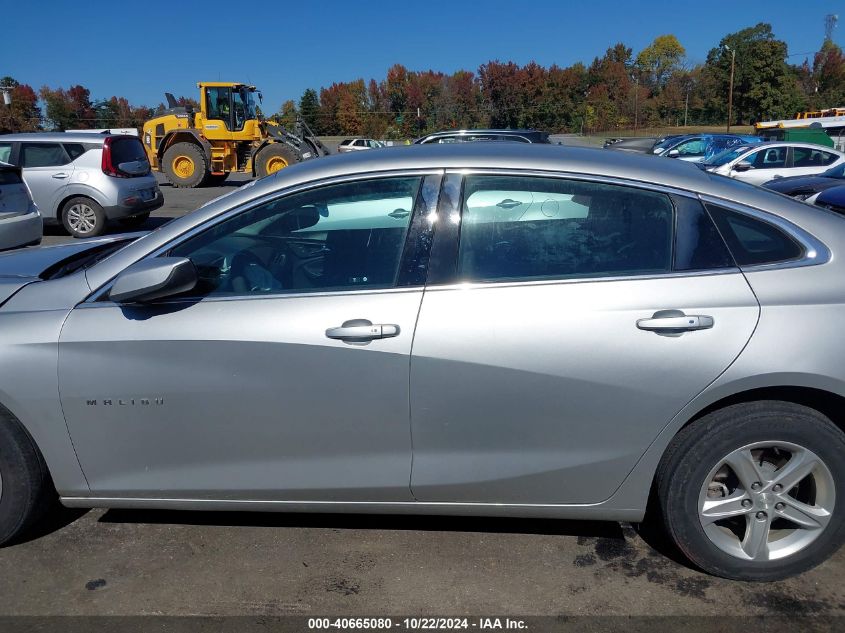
[[109, 137, 147, 164], [706, 204, 803, 266], [0, 169, 22, 185]]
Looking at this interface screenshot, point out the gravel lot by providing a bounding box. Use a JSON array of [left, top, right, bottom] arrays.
[[6, 167, 844, 623]]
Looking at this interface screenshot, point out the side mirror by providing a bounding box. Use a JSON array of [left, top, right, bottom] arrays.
[[109, 257, 197, 304], [733, 161, 754, 172], [667, 149, 680, 158]]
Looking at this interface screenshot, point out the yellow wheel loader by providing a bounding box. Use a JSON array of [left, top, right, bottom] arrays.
[[141, 82, 328, 188]]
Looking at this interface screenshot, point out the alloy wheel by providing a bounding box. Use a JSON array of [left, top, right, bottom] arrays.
[[66, 203, 98, 235], [699, 441, 835, 561]]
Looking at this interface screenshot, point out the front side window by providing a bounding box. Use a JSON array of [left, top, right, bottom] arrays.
[[169, 177, 422, 296], [457, 176, 673, 282], [21, 143, 70, 168], [205, 87, 231, 128], [0, 143, 11, 164], [746, 147, 787, 169]]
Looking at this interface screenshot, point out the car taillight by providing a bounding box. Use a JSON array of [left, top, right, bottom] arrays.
[[101, 137, 128, 178]]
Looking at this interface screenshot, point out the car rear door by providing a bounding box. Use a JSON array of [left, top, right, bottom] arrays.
[[19, 142, 75, 220], [58, 173, 441, 501], [409, 173, 760, 504]]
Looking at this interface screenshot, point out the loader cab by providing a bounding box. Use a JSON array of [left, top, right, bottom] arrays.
[[201, 83, 258, 134]]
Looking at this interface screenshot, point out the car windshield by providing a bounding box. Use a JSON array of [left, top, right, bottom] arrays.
[[703, 146, 751, 166], [653, 136, 684, 151]]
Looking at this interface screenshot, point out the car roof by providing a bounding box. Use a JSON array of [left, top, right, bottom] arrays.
[[0, 132, 132, 144], [420, 129, 543, 138]]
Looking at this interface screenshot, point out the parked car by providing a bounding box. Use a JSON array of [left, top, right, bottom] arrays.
[[762, 162, 845, 201], [414, 129, 551, 144], [812, 184, 845, 215], [1, 144, 844, 581], [0, 161, 41, 250], [603, 136, 660, 152], [337, 138, 385, 153], [699, 141, 845, 186], [655, 134, 762, 162], [0, 133, 163, 238]]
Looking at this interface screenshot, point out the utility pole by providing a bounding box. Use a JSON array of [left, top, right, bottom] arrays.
[[631, 73, 639, 130], [725, 45, 736, 133], [684, 87, 690, 127]]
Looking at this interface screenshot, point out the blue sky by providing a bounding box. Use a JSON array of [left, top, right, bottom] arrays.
[[3, 0, 842, 110]]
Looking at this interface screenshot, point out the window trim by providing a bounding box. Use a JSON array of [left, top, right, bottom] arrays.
[[698, 194, 830, 271], [86, 169, 443, 304], [428, 169, 719, 286]]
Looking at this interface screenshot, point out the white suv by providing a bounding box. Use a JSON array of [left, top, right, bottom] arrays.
[[0, 133, 163, 238]]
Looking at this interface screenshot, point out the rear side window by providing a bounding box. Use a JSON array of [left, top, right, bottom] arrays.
[[108, 137, 147, 164], [792, 147, 839, 168], [63, 143, 88, 161], [706, 204, 803, 266], [457, 175, 673, 282], [21, 143, 70, 167]]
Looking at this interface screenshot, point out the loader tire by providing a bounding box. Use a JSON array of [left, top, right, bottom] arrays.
[[255, 143, 299, 178], [163, 142, 210, 188]]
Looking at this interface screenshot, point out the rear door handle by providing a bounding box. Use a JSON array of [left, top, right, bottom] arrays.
[[326, 319, 400, 342], [637, 311, 714, 332], [388, 209, 410, 219], [51, 173, 70, 179]]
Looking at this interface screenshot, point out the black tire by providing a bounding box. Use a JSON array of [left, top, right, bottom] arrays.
[[61, 196, 107, 238], [656, 401, 845, 581], [162, 142, 210, 188], [254, 143, 299, 178], [0, 405, 54, 546], [207, 173, 229, 186], [118, 212, 150, 229]]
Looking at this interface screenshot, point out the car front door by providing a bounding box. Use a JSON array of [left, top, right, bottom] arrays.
[[58, 174, 440, 501], [732, 147, 788, 184], [409, 173, 760, 504], [19, 142, 75, 220]]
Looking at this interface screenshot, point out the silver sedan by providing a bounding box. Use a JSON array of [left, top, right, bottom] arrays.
[[0, 144, 843, 581]]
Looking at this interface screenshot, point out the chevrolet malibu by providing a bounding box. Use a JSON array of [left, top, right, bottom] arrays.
[[0, 144, 843, 582]]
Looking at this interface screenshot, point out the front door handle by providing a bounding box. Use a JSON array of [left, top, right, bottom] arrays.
[[326, 319, 400, 342], [388, 209, 410, 219], [637, 310, 714, 332]]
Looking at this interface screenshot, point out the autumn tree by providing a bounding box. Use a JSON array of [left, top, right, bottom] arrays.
[[0, 77, 41, 132]]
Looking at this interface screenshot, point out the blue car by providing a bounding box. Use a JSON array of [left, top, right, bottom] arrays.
[[655, 134, 763, 162]]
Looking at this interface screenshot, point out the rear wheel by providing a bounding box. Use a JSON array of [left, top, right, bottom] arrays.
[[656, 401, 845, 580], [61, 197, 106, 238], [0, 406, 54, 546], [163, 142, 209, 188], [254, 143, 299, 178]]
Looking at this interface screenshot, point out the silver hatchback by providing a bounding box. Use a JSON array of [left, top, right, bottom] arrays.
[[0, 133, 163, 238], [0, 144, 844, 581]]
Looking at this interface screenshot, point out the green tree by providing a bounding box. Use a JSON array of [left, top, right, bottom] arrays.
[[703, 23, 806, 124], [299, 88, 320, 133], [636, 34, 686, 89], [276, 99, 298, 129]]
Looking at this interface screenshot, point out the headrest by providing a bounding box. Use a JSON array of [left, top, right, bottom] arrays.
[[278, 205, 320, 233]]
